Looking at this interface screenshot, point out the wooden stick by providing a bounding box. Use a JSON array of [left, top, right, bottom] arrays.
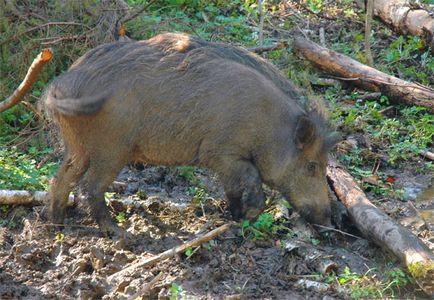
[[126, 272, 164, 300], [326, 158, 434, 296], [0, 48, 53, 113], [108, 223, 233, 283], [293, 37, 434, 113], [248, 41, 288, 54], [258, 0, 264, 46], [364, 0, 374, 66]]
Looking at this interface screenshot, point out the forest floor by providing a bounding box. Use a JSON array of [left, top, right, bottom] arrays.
[[0, 1, 433, 299], [0, 164, 432, 299]]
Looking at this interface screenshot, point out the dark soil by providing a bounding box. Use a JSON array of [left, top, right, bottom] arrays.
[[0, 165, 432, 299]]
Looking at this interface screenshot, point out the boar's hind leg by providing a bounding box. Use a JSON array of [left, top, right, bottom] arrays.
[[49, 151, 89, 225], [81, 156, 127, 237], [216, 160, 265, 221]]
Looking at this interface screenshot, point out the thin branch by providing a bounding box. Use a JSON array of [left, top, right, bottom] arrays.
[[313, 224, 362, 239], [119, 0, 156, 24], [248, 41, 288, 53], [364, 0, 374, 66], [258, 0, 264, 46], [25, 22, 91, 33], [40, 34, 86, 46], [21, 99, 49, 128]]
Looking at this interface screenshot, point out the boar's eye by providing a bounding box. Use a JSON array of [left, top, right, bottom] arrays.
[[307, 162, 317, 176]]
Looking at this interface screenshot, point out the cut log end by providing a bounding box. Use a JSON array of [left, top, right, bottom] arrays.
[[41, 48, 54, 61]]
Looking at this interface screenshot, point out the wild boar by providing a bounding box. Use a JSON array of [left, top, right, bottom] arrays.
[[43, 33, 339, 236]]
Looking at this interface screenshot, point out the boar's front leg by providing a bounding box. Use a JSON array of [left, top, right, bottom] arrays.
[[215, 159, 265, 220]]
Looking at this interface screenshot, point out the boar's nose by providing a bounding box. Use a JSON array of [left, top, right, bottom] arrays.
[[300, 204, 333, 229]]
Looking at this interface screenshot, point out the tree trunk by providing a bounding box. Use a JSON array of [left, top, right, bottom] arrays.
[[327, 158, 434, 296], [293, 37, 434, 113], [360, 0, 434, 51]]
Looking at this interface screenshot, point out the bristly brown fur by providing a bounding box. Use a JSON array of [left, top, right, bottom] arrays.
[[43, 32, 337, 233]]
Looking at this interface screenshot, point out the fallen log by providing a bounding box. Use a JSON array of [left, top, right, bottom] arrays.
[[326, 158, 434, 296], [293, 37, 434, 113], [0, 189, 75, 206], [0, 182, 127, 207], [357, 0, 434, 51], [0, 48, 53, 113]]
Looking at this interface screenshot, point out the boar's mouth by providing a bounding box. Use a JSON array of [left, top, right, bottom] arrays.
[[284, 194, 332, 227]]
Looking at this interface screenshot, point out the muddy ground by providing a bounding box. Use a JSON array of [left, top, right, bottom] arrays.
[[0, 163, 432, 299]]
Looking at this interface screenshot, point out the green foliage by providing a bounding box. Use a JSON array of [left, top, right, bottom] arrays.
[[332, 99, 434, 166], [116, 211, 127, 224], [306, 0, 323, 13], [240, 212, 275, 240], [184, 246, 193, 257], [0, 205, 14, 228], [170, 282, 185, 300], [136, 189, 148, 200], [187, 184, 209, 202], [381, 36, 433, 85], [407, 262, 434, 279], [180, 166, 212, 208], [325, 266, 415, 299], [178, 166, 198, 185], [0, 147, 58, 190], [54, 232, 65, 243], [0, 218, 16, 229]]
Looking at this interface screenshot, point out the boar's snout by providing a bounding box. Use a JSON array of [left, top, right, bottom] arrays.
[[295, 200, 333, 228]]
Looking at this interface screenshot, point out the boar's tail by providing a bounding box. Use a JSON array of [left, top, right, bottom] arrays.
[[44, 85, 109, 116]]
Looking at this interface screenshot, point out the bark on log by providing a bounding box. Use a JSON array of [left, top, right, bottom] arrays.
[[421, 151, 434, 161], [0, 189, 75, 206], [327, 158, 434, 296], [293, 37, 434, 113], [0, 48, 53, 113], [358, 0, 434, 51]]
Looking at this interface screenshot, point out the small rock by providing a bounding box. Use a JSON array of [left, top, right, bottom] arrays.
[[90, 246, 105, 271], [71, 258, 89, 276]]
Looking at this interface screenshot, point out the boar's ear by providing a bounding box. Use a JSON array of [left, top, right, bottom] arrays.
[[294, 116, 316, 150], [323, 131, 342, 150]]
